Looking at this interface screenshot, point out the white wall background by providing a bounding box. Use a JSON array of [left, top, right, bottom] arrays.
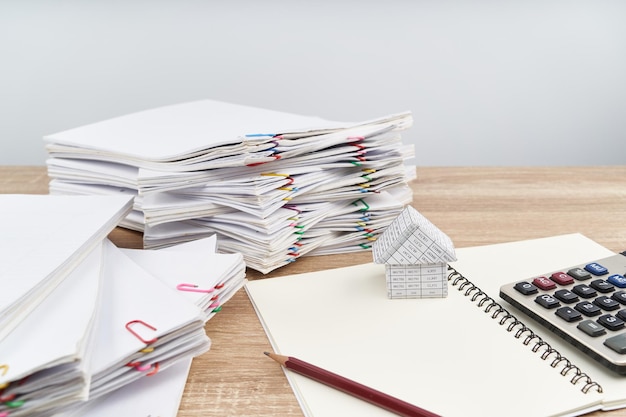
[[1, 0, 625, 166]]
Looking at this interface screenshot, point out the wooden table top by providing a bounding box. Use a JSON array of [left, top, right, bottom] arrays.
[[2, 165, 625, 416]]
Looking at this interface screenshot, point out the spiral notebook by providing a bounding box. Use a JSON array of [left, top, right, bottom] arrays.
[[246, 233, 626, 417]]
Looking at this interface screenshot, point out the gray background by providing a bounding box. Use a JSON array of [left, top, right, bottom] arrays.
[[2, 0, 625, 166]]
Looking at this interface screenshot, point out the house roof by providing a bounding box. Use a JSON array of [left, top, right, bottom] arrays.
[[372, 205, 456, 265]]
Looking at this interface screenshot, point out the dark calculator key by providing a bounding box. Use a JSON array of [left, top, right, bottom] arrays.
[[568, 267, 591, 280], [572, 284, 597, 299], [612, 291, 626, 304], [590, 279, 615, 293], [554, 289, 579, 304], [532, 276, 556, 290], [594, 296, 620, 311], [605, 334, 626, 354], [585, 262, 609, 276], [575, 301, 602, 317], [597, 314, 625, 331], [577, 319, 606, 337], [608, 274, 626, 288], [534, 294, 560, 309], [617, 310, 626, 321], [550, 272, 574, 285], [555, 306, 582, 322], [514, 282, 538, 295]]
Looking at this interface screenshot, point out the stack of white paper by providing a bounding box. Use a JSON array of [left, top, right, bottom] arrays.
[[0, 194, 132, 416], [0, 194, 133, 340], [44, 99, 415, 273], [0, 195, 245, 417]]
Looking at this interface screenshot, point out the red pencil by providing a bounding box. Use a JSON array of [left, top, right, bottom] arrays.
[[264, 352, 441, 417]]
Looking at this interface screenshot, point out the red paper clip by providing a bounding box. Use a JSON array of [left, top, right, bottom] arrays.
[[125, 320, 158, 344]]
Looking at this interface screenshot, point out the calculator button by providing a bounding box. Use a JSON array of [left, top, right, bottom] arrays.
[[551, 272, 574, 285], [594, 296, 620, 311], [613, 291, 626, 304], [597, 314, 625, 331], [514, 282, 538, 295], [568, 267, 591, 280], [534, 294, 560, 309], [555, 306, 582, 322], [577, 320, 606, 337], [585, 262, 609, 276], [617, 310, 626, 321], [608, 274, 626, 288], [590, 279, 615, 293], [572, 284, 597, 299], [604, 334, 626, 354], [575, 301, 602, 316], [532, 276, 556, 290], [554, 289, 579, 304]]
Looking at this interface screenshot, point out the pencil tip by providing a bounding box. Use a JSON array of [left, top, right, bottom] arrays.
[[263, 351, 270, 356]]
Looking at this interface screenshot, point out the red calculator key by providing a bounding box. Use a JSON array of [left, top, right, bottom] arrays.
[[551, 272, 574, 285], [533, 276, 556, 290]]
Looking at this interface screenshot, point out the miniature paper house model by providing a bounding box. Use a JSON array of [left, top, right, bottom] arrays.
[[372, 205, 456, 299]]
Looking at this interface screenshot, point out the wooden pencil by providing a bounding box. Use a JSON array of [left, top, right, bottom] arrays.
[[264, 351, 441, 417]]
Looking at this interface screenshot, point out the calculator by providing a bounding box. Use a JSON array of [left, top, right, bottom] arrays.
[[499, 252, 626, 375]]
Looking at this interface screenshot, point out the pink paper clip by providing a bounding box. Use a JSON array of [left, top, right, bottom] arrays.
[[135, 363, 152, 372], [125, 320, 158, 344], [176, 283, 214, 293]]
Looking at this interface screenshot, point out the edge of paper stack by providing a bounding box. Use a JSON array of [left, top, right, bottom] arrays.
[[44, 99, 416, 273], [0, 195, 246, 417]]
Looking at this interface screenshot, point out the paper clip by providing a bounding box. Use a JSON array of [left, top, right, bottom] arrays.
[[0, 365, 8, 390], [135, 363, 152, 372], [0, 412, 8, 417], [141, 363, 159, 376], [4, 400, 23, 409], [346, 135, 365, 142], [261, 172, 289, 178], [352, 199, 370, 212], [245, 133, 275, 137], [284, 205, 302, 214], [128, 361, 160, 376], [0, 392, 15, 402], [146, 362, 160, 376], [177, 283, 214, 293], [125, 320, 158, 344]]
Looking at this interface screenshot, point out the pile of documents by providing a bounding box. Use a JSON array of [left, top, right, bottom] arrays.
[[44, 99, 415, 273], [0, 194, 245, 417]]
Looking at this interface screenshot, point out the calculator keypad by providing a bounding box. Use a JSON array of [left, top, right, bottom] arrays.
[[500, 253, 626, 375]]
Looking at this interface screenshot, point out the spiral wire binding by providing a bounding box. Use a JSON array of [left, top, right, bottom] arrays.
[[447, 265, 603, 394]]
